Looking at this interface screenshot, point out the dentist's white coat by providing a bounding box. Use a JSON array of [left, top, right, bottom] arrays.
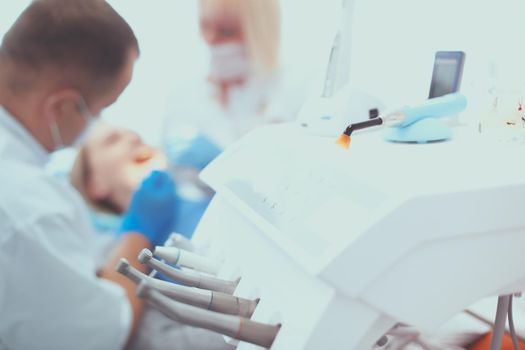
[[0, 107, 131, 350]]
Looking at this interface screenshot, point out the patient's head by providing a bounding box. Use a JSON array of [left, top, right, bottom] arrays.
[[71, 123, 167, 214]]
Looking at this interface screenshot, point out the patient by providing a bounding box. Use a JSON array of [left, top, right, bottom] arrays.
[[71, 123, 168, 215], [70, 123, 211, 239], [71, 123, 232, 350]]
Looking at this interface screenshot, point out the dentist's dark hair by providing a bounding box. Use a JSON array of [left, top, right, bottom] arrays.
[[0, 0, 139, 100]]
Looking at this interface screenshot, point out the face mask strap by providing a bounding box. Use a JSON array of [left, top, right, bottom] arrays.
[[49, 120, 64, 151], [76, 96, 96, 124]]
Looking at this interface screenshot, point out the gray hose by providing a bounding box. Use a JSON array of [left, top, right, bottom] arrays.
[[489, 295, 511, 350], [508, 295, 522, 350]]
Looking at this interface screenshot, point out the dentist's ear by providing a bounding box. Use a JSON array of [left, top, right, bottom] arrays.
[[41, 89, 81, 124]]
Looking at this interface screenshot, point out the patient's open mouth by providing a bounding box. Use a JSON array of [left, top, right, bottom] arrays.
[[135, 148, 155, 163]]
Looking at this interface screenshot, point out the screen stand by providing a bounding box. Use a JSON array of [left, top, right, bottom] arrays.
[[383, 117, 453, 143]]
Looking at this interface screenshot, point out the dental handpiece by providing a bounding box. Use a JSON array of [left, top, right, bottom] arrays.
[[149, 233, 177, 279], [117, 259, 257, 318], [139, 249, 239, 295], [149, 232, 193, 279], [392, 93, 467, 127], [137, 281, 280, 349], [383, 92, 468, 128], [154, 246, 222, 275], [350, 93, 468, 135], [336, 93, 468, 149]]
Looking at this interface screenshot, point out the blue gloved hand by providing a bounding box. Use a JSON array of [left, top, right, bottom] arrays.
[[119, 170, 177, 246], [165, 131, 222, 170]]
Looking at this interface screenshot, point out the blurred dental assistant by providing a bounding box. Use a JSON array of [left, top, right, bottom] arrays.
[[0, 1, 176, 349], [164, 0, 307, 170]]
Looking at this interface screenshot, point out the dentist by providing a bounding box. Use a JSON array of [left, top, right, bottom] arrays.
[[0, 1, 176, 349]]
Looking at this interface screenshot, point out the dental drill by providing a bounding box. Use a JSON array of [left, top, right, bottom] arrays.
[[149, 232, 192, 280], [139, 249, 239, 295], [117, 259, 258, 318], [137, 281, 281, 349], [336, 93, 468, 148], [154, 246, 222, 275]]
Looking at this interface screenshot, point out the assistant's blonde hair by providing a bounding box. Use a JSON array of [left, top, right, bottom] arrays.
[[200, 0, 281, 77]]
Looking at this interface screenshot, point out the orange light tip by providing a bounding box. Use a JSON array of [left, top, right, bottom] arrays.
[[336, 134, 351, 149]]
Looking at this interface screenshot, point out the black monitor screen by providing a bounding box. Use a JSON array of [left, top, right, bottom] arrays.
[[428, 52, 465, 98]]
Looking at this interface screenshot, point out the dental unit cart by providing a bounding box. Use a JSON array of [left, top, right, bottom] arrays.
[[180, 123, 525, 349]]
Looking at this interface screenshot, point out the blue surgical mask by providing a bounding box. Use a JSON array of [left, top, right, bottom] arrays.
[[49, 96, 98, 151]]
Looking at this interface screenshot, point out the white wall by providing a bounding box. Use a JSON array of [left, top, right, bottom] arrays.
[[101, 1, 203, 145], [350, 0, 525, 112], [1, 0, 524, 142], [0, 1, 31, 34]]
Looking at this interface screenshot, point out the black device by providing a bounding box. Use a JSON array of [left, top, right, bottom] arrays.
[[428, 51, 465, 98]]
